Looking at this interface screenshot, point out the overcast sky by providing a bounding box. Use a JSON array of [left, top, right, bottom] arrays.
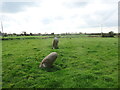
[[0, 0, 118, 34]]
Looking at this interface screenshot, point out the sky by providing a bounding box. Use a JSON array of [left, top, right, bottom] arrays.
[[0, 0, 119, 34]]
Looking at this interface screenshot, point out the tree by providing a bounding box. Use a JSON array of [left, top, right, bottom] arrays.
[[21, 31, 27, 36], [51, 33, 54, 35], [102, 31, 114, 37], [23, 32, 26, 36], [0, 31, 2, 36], [13, 33, 16, 36], [30, 33, 33, 36], [109, 31, 114, 36], [4, 33, 8, 37]]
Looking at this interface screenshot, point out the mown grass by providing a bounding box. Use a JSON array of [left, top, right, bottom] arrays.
[[2, 36, 118, 88]]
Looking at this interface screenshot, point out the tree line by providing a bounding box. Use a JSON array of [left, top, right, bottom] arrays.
[[0, 31, 119, 37]]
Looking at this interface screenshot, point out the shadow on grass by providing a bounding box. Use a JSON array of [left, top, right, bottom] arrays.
[[41, 65, 61, 72]]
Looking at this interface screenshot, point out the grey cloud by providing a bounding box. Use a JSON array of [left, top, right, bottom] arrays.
[[42, 18, 53, 24], [101, 0, 119, 3], [100, 10, 117, 27], [82, 9, 117, 28], [73, 2, 88, 7], [55, 16, 64, 20], [1, 2, 38, 13], [42, 16, 64, 25], [64, 2, 88, 8], [103, 12, 117, 27]]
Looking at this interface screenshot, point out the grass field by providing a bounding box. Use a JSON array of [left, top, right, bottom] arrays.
[[1, 34, 89, 40], [1, 35, 53, 40], [2, 36, 118, 88]]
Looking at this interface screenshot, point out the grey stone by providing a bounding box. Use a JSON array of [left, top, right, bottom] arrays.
[[52, 37, 59, 49], [40, 52, 58, 68]]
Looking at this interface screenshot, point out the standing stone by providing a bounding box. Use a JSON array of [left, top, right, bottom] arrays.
[[52, 37, 59, 49], [39, 52, 58, 68]]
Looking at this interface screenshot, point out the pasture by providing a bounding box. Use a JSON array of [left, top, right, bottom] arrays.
[[2, 36, 118, 88]]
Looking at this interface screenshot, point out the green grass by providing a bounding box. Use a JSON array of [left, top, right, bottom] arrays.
[[2, 35, 53, 39], [1, 34, 96, 39], [2, 37, 118, 88]]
